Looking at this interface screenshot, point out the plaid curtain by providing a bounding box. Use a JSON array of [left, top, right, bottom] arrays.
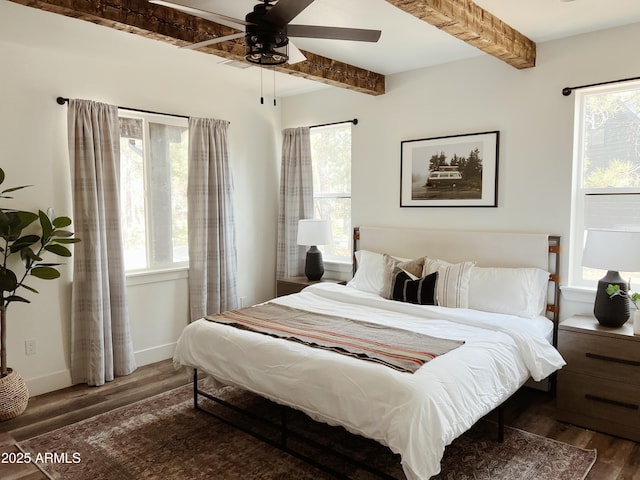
[[276, 127, 314, 279], [187, 117, 238, 320], [68, 99, 136, 386]]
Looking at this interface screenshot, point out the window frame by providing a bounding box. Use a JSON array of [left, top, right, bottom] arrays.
[[309, 122, 353, 264], [569, 81, 640, 288], [118, 109, 189, 275]]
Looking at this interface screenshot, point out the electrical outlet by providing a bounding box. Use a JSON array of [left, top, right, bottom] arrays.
[[25, 338, 37, 356], [239, 296, 248, 308]]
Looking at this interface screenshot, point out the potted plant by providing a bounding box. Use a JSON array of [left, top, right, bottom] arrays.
[[0, 167, 79, 420], [606, 283, 640, 334]]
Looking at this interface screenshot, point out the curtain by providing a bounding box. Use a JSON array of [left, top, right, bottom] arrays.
[[188, 117, 238, 320], [68, 99, 136, 386], [277, 127, 314, 279]]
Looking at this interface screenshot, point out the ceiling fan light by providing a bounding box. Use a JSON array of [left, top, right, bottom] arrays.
[[245, 52, 289, 65], [245, 35, 289, 65]]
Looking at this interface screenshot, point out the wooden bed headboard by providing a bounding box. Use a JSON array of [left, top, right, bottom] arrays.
[[353, 226, 561, 344]]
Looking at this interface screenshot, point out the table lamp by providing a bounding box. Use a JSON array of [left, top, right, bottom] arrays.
[[582, 229, 640, 327], [297, 219, 331, 281]]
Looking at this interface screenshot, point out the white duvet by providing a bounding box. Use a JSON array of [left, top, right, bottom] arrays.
[[173, 283, 565, 479]]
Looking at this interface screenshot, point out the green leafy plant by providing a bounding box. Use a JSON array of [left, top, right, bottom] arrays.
[[0, 168, 79, 377], [606, 283, 640, 311]]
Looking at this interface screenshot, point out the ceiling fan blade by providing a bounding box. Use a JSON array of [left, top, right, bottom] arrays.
[[287, 41, 307, 64], [181, 32, 245, 50], [149, 0, 250, 29], [287, 24, 382, 42], [263, 0, 314, 27]]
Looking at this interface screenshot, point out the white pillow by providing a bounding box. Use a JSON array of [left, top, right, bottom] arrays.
[[468, 267, 550, 318], [347, 250, 387, 295], [348, 250, 420, 296], [423, 258, 475, 308]]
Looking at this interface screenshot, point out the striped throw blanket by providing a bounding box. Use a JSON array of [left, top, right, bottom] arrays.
[[205, 303, 464, 373]]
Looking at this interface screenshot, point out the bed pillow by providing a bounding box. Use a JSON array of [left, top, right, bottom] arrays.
[[423, 258, 475, 308], [468, 267, 550, 318], [347, 250, 388, 294], [390, 269, 438, 305], [348, 250, 424, 296], [380, 253, 425, 299]]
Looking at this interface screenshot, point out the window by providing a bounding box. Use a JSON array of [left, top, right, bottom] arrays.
[[570, 81, 640, 287], [119, 111, 189, 272], [310, 123, 352, 262]]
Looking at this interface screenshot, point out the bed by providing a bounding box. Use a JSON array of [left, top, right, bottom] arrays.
[[173, 226, 566, 479]]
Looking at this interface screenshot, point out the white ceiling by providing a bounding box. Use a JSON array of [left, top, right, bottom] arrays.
[[171, 0, 640, 76], [3, 0, 640, 99]]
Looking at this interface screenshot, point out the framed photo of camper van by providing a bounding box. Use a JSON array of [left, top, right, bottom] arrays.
[[400, 131, 499, 207]]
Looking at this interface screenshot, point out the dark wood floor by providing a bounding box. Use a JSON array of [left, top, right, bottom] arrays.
[[1, 360, 638, 479]]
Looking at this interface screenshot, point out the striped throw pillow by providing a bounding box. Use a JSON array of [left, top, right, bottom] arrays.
[[391, 270, 438, 305], [423, 258, 475, 308]]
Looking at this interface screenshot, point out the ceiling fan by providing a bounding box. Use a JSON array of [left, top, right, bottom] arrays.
[[150, 0, 382, 66]]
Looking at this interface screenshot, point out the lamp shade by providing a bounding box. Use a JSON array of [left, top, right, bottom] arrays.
[[582, 229, 640, 272], [297, 219, 330, 246]]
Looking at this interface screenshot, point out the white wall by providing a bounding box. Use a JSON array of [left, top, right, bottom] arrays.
[[0, 2, 281, 395], [281, 22, 640, 321]]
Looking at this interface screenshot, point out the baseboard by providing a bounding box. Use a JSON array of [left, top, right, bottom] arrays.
[[26, 369, 73, 397], [134, 342, 177, 367], [23, 344, 177, 397]]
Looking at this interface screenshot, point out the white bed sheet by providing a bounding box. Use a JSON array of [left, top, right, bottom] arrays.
[[173, 283, 565, 480]]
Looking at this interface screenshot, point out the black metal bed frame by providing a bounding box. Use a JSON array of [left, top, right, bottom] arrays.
[[193, 369, 401, 479], [192, 369, 505, 479]]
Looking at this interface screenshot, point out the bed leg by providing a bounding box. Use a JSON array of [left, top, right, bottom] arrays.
[[193, 368, 199, 410], [497, 405, 504, 443], [281, 406, 288, 448]]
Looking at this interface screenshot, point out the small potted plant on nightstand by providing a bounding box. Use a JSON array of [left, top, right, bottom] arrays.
[[0, 167, 79, 420], [606, 283, 640, 334]]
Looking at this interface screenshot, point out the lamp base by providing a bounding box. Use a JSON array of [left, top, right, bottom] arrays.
[[594, 271, 630, 328], [305, 246, 324, 281]]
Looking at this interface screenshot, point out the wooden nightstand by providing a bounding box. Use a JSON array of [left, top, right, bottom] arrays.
[[557, 315, 640, 441], [276, 276, 345, 297]]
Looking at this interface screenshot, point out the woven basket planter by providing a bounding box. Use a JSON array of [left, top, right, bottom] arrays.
[[0, 369, 29, 421]]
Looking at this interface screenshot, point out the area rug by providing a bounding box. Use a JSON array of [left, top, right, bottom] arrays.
[[17, 384, 596, 480]]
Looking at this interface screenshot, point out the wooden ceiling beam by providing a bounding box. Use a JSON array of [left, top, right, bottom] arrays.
[[385, 0, 536, 69], [8, 0, 385, 95]]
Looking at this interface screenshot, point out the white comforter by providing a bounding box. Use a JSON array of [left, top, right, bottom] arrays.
[[173, 283, 565, 479]]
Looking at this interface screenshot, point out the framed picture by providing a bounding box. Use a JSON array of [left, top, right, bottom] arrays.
[[400, 131, 499, 207]]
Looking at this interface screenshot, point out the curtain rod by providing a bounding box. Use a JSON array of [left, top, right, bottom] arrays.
[[309, 118, 358, 129], [56, 97, 190, 119], [562, 75, 640, 96]]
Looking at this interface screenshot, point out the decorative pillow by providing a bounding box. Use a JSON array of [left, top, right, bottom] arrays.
[[381, 253, 425, 299], [468, 267, 550, 318], [347, 250, 388, 294], [391, 270, 438, 305], [423, 258, 475, 308]]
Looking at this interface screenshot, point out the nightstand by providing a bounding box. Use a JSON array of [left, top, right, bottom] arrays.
[[276, 276, 345, 297], [557, 315, 640, 441]]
